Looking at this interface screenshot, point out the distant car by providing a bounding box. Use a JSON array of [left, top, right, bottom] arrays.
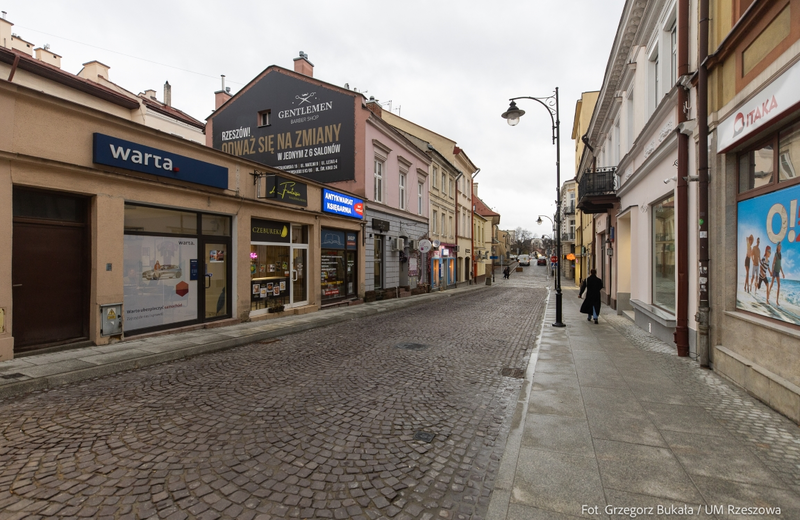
[[537, 257, 547, 266], [518, 254, 531, 266], [142, 265, 182, 280]]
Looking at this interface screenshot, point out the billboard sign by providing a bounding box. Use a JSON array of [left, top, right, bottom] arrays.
[[737, 184, 800, 325], [322, 189, 363, 219], [211, 71, 355, 183]]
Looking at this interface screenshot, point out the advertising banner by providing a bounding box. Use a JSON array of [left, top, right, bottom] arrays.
[[123, 235, 198, 331], [737, 184, 800, 324], [211, 72, 355, 183], [264, 175, 308, 206]]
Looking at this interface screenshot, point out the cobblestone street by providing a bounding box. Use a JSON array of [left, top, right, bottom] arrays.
[[0, 266, 551, 520]]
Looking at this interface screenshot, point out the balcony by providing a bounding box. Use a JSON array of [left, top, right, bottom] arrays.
[[578, 167, 619, 214], [562, 232, 575, 242], [563, 203, 575, 215]]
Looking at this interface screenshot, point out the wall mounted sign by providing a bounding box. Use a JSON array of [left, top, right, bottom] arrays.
[[321, 230, 346, 248], [718, 59, 800, 152], [346, 232, 357, 250], [93, 133, 228, 189], [264, 175, 308, 206], [210, 71, 355, 183], [322, 189, 364, 219], [372, 218, 390, 232], [251, 218, 291, 243]]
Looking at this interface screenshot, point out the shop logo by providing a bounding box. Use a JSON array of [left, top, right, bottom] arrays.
[[733, 95, 778, 137], [323, 189, 364, 219], [175, 281, 189, 297]]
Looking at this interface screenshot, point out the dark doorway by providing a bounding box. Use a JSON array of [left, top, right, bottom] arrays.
[[12, 189, 89, 352]]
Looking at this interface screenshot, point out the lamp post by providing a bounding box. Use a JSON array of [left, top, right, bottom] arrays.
[[502, 89, 565, 327]]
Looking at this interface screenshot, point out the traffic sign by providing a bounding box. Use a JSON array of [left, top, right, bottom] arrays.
[[550, 255, 557, 263]]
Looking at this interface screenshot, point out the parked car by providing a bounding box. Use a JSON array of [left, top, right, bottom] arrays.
[[142, 264, 182, 280], [537, 257, 547, 266]]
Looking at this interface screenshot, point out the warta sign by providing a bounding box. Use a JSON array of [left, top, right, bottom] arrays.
[[93, 133, 228, 189], [211, 71, 355, 183], [718, 59, 800, 152]]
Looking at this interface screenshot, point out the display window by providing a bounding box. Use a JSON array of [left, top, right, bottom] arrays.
[[250, 219, 309, 313], [123, 204, 231, 334], [652, 195, 675, 313], [321, 228, 358, 301]]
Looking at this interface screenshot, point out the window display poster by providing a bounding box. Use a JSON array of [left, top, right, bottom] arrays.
[[737, 184, 800, 325], [124, 235, 198, 331]]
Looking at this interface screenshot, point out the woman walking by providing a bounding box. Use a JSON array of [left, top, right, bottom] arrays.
[[579, 269, 604, 324]]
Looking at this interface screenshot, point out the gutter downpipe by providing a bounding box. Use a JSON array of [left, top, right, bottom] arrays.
[[696, 0, 711, 366], [675, 0, 691, 356], [471, 168, 480, 283]]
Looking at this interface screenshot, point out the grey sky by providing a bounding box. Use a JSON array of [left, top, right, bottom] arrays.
[[3, 0, 625, 234]]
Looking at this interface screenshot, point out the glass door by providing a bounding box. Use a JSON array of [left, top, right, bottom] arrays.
[[291, 247, 308, 306], [204, 243, 229, 319]]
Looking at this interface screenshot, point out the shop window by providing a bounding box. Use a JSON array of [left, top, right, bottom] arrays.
[[738, 121, 800, 194], [250, 244, 290, 311], [202, 214, 231, 236], [124, 204, 197, 234], [321, 228, 356, 301], [292, 224, 309, 244], [652, 195, 675, 313]]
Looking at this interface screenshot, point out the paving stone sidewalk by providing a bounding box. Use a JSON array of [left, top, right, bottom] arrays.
[[487, 284, 800, 520]]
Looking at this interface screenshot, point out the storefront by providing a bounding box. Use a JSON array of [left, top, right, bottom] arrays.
[[123, 205, 232, 334], [431, 244, 457, 289], [249, 219, 309, 314], [321, 229, 358, 301], [711, 56, 800, 422]]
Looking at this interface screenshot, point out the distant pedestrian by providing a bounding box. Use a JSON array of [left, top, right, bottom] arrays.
[[503, 266, 510, 279], [579, 269, 603, 324]]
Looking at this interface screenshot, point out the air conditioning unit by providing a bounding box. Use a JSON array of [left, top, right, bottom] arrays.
[[453, 245, 460, 252], [392, 238, 405, 251], [408, 239, 417, 250]]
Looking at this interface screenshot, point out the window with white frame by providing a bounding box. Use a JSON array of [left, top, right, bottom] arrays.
[[432, 165, 438, 188], [442, 214, 446, 238], [650, 45, 660, 113], [670, 23, 677, 88], [449, 179, 454, 198], [433, 209, 438, 234], [399, 172, 406, 210], [449, 216, 453, 238], [441, 172, 446, 193], [374, 159, 384, 202], [417, 182, 423, 215]]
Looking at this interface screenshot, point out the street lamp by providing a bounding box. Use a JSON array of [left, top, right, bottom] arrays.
[[502, 89, 565, 327]]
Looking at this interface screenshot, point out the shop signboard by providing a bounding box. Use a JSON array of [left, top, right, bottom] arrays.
[[264, 175, 308, 206], [737, 183, 800, 325], [252, 218, 291, 243], [346, 232, 357, 250], [322, 189, 364, 219], [93, 133, 228, 189], [211, 72, 355, 183], [123, 236, 198, 331], [719, 59, 800, 152]]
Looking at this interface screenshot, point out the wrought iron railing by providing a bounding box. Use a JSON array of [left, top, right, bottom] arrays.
[[578, 167, 617, 199]]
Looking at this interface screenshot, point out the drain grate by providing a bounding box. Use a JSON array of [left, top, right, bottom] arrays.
[[413, 431, 436, 443], [501, 367, 525, 379], [395, 342, 429, 351], [0, 373, 26, 380]]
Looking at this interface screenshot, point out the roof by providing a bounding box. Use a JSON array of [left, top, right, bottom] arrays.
[[473, 196, 499, 217], [141, 96, 205, 130], [0, 46, 140, 109]]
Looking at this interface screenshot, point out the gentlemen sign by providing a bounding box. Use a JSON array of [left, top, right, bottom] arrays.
[[93, 133, 228, 189], [251, 218, 291, 243], [264, 175, 308, 206], [210, 71, 355, 183]]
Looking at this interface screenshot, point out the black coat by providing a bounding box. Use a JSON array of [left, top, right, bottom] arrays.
[[580, 275, 603, 315]]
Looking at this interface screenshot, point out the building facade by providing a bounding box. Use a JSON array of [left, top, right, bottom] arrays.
[[205, 54, 429, 302]]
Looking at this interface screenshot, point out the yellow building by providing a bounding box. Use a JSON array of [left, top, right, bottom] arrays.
[[571, 91, 599, 285]]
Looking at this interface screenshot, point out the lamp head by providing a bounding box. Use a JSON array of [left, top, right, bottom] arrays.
[[536, 217, 543, 225], [501, 100, 525, 126]]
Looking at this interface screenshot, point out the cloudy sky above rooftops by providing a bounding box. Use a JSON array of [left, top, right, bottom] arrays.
[[2, 0, 625, 234]]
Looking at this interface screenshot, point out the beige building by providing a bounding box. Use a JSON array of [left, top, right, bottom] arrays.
[[571, 91, 599, 285], [0, 24, 365, 360]]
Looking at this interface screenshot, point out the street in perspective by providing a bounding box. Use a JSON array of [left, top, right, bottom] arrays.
[[2, 264, 800, 519]]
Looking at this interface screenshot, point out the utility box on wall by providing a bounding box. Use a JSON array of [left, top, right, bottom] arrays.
[[100, 303, 123, 336]]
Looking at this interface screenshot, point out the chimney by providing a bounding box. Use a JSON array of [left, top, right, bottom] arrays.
[[143, 89, 157, 101], [35, 45, 61, 68], [365, 96, 382, 118], [473, 183, 479, 198], [0, 14, 12, 50], [214, 74, 231, 110], [164, 81, 171, 107], [78, 60, 111, 82], [293, 51, 314, 77]]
